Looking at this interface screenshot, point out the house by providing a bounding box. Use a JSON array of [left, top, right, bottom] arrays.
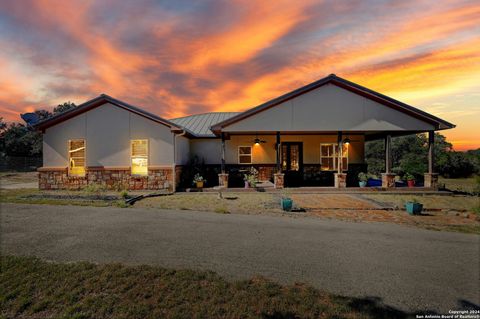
[[35, 74, 454, 191]]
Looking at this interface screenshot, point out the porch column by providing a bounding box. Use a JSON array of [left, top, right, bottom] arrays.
[[424, 131, 438, 189], [334, 132, 347, 188], [274, 131, 284, 188], [218, 132, 229, 188], [381, 134, 395, 188]]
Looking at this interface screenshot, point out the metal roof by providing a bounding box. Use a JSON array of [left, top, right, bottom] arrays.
[[170, 112, 241, 137]]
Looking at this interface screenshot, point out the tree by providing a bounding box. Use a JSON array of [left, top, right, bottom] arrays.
[[365, 133, 476, 179], [53, 102, 76, 114]]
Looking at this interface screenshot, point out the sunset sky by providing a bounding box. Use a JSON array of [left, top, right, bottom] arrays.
[[0, 0, 479, 150]]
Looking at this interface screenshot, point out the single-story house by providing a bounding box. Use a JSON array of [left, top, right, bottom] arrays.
[[35, 74, 454, 191]]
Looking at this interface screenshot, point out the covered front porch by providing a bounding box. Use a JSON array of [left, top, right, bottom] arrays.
[[215, 130, 439, 190]]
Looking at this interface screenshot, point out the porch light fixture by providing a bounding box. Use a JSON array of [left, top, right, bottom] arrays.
[[343, 138, 350, 145], [254, 138, 261, 145]]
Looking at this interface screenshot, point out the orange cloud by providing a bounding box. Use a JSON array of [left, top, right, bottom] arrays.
[[0, 0, 478, 150]]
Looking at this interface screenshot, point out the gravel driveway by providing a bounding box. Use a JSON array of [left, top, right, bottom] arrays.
[[1, 203, 479, 313]]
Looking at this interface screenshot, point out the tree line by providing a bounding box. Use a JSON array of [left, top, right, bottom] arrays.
[[0, 102, 478, 178]]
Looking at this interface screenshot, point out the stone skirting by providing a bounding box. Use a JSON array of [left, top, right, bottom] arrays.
[[38, 167, 174, 191], [274, 173, 284, 189], [381, 173, 396, 188], [218, 173, 229, 188], [424, 173, 439, 189], [334, 173, 347, 188]]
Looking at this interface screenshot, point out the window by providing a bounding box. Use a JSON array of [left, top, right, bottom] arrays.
[[69, 139, 86, 176], [131, 139, 148, 176], [320, 143, 348, 171], [238, 146, 252, 164]]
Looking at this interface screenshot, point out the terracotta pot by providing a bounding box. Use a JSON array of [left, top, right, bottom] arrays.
[[196, 181, 204, 188], [407, 180, 415, 187]]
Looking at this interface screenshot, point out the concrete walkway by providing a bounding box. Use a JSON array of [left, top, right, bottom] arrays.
[[1, 203, 479, 313]]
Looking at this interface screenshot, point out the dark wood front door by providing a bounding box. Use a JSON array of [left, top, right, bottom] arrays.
[[281, 142, 303, 187]]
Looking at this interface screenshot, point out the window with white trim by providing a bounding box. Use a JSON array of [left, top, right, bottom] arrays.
[[131, 139, 148, 176], [238, 146, 252, 164], [69, 139, 86, 176], [320, 143, 348, 171]]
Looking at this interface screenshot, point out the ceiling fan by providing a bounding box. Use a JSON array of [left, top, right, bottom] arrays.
[[253, 134, 266, 145]]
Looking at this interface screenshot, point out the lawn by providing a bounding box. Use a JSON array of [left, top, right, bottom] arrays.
[[0, 255, 408, 319], [0, 188, 124, 207], [362, 194, 479, 212], [439, 176, 479, 194], [135, 192, 282, 215]]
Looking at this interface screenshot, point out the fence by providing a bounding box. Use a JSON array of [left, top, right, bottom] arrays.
[[0, 156, 42, 172]]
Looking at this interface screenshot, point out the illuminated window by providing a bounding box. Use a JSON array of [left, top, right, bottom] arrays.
[[238, 146, 252, 164], [69, 139, 86, 176], [320, 143, 348, 171], [131, 139, 148, 176]]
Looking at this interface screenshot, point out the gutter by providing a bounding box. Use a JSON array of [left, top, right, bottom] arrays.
[[172, 130, 187, 192]]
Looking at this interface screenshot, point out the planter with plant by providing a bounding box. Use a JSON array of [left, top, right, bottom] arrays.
[[405, 173, 415, 187], [280, 189, 293, 211], [243, 167, 259, 188], [193, 174, 206, 188], [405, 198, 423, 215], [358, 172, 368, 187]]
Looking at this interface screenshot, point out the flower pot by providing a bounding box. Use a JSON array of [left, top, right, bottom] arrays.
[[281, 198, 293, 211], [244, 181, 249, 188], [359, 181, 367, 188], [196, 181, 204, 188], [407, 180, 415, 187], [405, 202, 423, 215]]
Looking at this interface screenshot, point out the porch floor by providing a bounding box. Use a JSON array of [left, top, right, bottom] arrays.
[[203, 186, 449, 195]]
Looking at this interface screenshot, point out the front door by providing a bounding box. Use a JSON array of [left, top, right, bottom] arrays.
[[281, 142, 303, 187]]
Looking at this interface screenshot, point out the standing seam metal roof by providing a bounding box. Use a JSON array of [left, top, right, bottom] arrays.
[[170, 112, 241, 137]]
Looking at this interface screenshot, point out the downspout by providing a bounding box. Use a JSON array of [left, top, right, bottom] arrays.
[[173, 130, 187, 192]]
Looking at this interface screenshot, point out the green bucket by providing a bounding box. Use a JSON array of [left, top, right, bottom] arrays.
[[405, 202, 423, 215], [281, 198, 293, 211]]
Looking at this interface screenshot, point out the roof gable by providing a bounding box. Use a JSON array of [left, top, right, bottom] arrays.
[[35, 94, 183, 132], [211, 74, 455, 134]]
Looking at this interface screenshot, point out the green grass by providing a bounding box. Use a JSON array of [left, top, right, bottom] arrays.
[[439, 176, 479, 194], [363, 194, 479, 212], [0, 188, 125, 208], [0, 255, 408, 319]]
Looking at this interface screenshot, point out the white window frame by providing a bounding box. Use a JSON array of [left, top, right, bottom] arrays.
[[238, 146, 252, 164], [68, 139, 86, 177], [320, 143, 348, 171], [131, 139, 149, 176]]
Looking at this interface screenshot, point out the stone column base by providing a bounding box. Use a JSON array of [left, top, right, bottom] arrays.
[[334, 173, 347, 188], [381, 173, 396, 188], [424, 173, 439, 189], [274, 173, 285, 189], [218, 173, 229, 188]]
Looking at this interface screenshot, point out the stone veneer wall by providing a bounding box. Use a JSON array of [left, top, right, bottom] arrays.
[[38, 167, 173, 191]]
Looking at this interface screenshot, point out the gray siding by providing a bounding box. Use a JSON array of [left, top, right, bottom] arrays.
[[225, 84, 435, 132], [43, 103, 178, 168]]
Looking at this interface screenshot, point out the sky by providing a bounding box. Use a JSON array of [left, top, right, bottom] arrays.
[[0, 0, 479, 150]]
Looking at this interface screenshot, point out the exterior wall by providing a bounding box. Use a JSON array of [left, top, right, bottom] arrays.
[[224, 84, 435, 132], [41, 102, 180, 191], [43, 103, 176, 169], [175, 135, 190, 165], [190, 138, 221, 164], [38, 167, 173, 191], [224, 134, 364, 165]]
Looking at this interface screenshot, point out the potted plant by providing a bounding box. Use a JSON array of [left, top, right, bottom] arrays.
[[243, 167, 259, 188], [358, 172, 368, 187], [405, 173, 415, 188], [281, 189, 293, 212], [193, 173, 206, 188], [405, 198, 423, 215]]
